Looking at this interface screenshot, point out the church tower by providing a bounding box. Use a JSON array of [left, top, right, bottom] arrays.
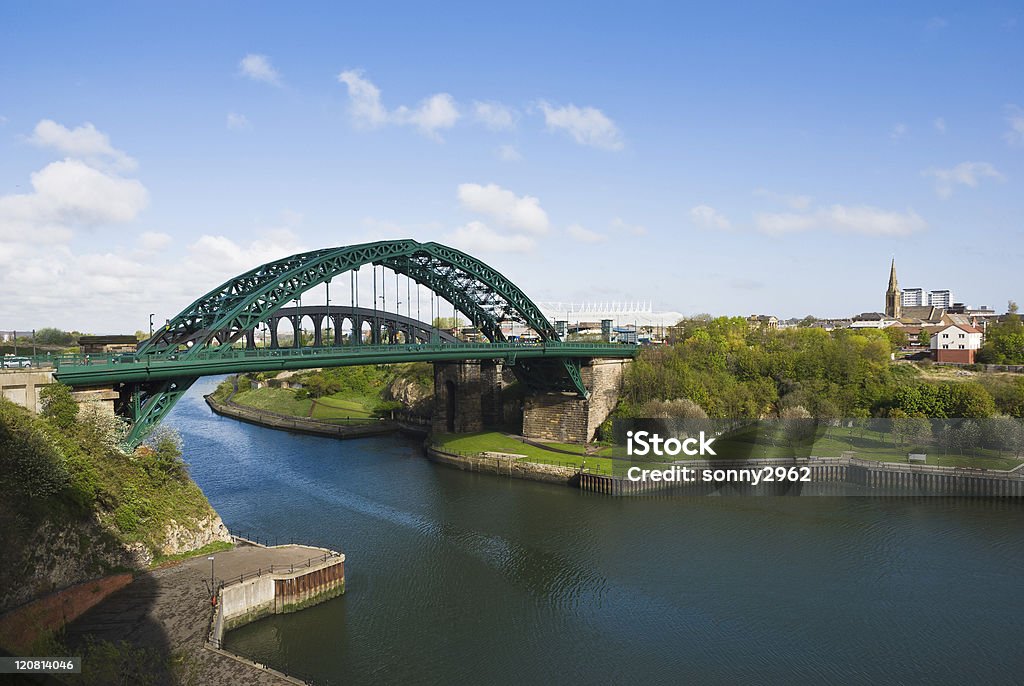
[[885, 259, 901, 319]]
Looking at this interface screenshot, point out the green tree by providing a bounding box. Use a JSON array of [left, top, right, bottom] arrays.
[[40, 383, 79, 430], [145, 427, 188, 482], [34, 327, 75, 346], [883, 326, 908, 351]]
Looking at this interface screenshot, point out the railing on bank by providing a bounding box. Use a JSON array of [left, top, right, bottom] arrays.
[[218, 552, 338, 588]]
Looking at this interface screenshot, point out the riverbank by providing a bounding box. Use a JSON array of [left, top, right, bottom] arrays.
[[205, 393, 427, 439], [62, 538, 342, 685], [426, 441, 1024, 496]]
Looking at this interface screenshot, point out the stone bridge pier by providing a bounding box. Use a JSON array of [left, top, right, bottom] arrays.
[[432, 361, 505, 434], [432, 358, 630, 442]]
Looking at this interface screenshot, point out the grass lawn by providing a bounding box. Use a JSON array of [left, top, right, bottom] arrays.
[[233, 387, 378, 421], [432, 432, 618, 474], [232, 387, 312, 415], [310, 394, 375, 420]]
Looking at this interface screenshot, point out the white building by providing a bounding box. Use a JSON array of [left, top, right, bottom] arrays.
[[901, 288, 924, 307], [928, 323, 983, 363], [927, 290, 952, 308]]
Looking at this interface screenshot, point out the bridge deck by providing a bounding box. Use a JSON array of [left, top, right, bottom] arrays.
[[53, 342, 638, 386]]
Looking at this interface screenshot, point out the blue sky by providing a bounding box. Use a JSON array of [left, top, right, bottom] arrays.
[[1, 2, 1022, 332]]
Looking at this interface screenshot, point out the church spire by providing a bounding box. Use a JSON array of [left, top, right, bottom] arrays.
[[885, 258, 901, 319]]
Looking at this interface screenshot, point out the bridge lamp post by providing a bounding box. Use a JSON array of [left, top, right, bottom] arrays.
[[325, 278, 332, 347]]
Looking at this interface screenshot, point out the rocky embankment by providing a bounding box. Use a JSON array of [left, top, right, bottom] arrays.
[[1, 507, 230, 614]]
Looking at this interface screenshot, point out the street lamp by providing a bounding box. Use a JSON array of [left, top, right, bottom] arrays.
[[208, 555, 216, 605]]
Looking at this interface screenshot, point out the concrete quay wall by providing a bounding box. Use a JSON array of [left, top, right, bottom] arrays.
[[425, 446, 577, 485], [212, 551, 346, 639]]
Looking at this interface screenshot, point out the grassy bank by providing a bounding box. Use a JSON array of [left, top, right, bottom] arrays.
[[433, 426, 1023, 473]]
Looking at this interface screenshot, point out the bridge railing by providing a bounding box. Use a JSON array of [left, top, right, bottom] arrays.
[[44, 341, 639, 368]]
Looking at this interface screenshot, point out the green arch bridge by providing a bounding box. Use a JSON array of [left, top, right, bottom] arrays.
[[51, 240, 637, 447]]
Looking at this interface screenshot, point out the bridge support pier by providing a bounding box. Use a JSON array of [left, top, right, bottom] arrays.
[[432, 361, 506, 434], [521, 359, 630, 443]]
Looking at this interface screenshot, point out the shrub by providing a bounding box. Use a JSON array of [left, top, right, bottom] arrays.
[[40, 383, 78, 430], [0, 400, 71, 500]]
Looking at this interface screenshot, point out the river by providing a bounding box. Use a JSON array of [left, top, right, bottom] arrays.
[[168, 377, 1024, 685]]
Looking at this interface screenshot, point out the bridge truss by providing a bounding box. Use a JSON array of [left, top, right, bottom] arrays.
[[57, 240, 633, 447]]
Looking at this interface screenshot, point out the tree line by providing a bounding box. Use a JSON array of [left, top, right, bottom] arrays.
[[622, 317, 1024, 420]]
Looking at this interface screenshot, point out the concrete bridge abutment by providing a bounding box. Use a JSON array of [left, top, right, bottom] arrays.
[[1, 369, 118, 417]]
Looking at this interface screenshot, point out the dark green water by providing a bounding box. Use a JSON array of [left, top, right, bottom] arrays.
[[170, 378, 1024, 685]]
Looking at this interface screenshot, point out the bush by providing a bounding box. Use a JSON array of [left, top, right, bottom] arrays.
[[40, 383, 78, 430], [143, 428, 188, 483], [0, 400, 71, 500]]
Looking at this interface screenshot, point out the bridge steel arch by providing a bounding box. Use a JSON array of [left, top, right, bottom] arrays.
[[120, 240, 583, 446]]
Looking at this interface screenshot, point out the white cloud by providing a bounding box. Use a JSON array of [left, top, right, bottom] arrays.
[[138, 231, 172, 253], [690, 204, 732, 231], [28, 120, 136, 171], [934, 117, 947, 133], [457, 183, 549, 233], [0, 158, 148, 241], [610, 217, 647, 236], [395, 93, 460, 138], [227, 113, 251, 130], [473, 101, 518, 131], [753, 188, 812, 210], [567, 223, 606, 244], [922, 161, 1004, 198], [497, 144, 522, 162], [890, 123, 907, 140], [1005, 105, 1024, 145], [187, 229, 306, 276], [239, 54, 282, 86], [336, 70, 389, 128], [446, 221, 535, 253], [538, 101, 623, 150], [0, 115, 8, 126], [337, 70, 460, 139], [755, 205, 926, 236], [0, 229, 307, 331], [926, 16, 948, 30]]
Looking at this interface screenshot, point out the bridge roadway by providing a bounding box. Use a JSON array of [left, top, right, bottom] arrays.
[[52, 342, 638, 387]]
